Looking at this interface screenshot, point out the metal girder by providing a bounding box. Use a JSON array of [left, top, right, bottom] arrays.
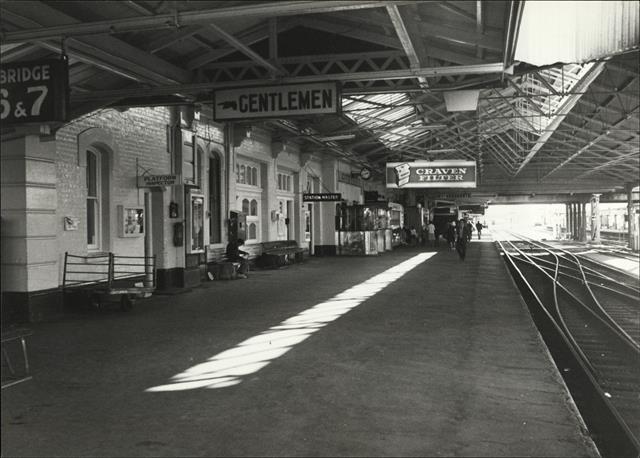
[[541, 110, 636, 180], [514, 62, 606, 176], [385, 4, 428, 87], [206, 24, 283, 77], [0, 1, 420, 44], [1, 5, 190, 85], [414, 18, 502, 52], [436, 1, 476, 22], [293, 16, 402, 50], [71, 61, 508, 104]]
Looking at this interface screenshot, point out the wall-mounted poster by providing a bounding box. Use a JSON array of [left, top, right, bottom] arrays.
[[118, 206, 144, 237]]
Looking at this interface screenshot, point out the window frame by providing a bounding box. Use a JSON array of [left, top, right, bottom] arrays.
[[86, 148, 101, 251]]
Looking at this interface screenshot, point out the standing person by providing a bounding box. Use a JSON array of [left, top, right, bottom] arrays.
[[226, 238, 250, 278], [466, 220, 474, 243], [446, 221, 456, 251], [476, 221, 483, 240], [427, 220, 436, 248], [410, 226, 418, 246], [456, 219, 470, 261]]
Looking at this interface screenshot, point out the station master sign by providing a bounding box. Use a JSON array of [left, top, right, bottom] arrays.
[[0, 58, 69, 125]]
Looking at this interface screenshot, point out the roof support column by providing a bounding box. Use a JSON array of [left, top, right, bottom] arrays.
[[579, 201, 588, 243], [627, 183, 639, 252], [564, 203, 571, 239], [589, 194, 601, 244]]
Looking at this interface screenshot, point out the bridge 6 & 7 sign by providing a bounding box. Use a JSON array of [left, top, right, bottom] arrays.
[[0, 58, 68, 125]]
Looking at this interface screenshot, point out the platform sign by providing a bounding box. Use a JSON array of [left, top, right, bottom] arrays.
[[214, 82, 340, 121], [303, 193, 342, 202], [137, 174, 179, 187], [0, 58, 68, 125], [385, 160, 476, 188]]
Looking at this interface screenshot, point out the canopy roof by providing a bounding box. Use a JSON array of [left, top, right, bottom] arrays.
[[1, 0, 638, 200]]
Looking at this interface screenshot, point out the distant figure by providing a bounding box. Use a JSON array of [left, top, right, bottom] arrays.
[[466, 220, 474, 243], [476, 221, 483, 240], [226, 238, 249, 278], [427, 220, 436, 248], [446, 221, 457, 250], [456, 219, 472, 260], [410, 227, 418, 245]]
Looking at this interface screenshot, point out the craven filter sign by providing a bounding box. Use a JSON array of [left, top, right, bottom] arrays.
[[386, 160, 477, 188], [214, 82, 340, 121]]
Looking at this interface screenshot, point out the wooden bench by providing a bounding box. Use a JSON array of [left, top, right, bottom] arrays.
[[205, 246, 256, 280], [256, 240, 306, 268]]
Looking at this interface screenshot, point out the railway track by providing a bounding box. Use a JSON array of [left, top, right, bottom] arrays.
[[496, 232, 640, 458]]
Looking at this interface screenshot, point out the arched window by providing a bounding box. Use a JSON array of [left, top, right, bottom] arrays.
[[239, 165, 246, 184], [251, 167, 258, 186], [249, 223, 257, 240], [86, 149, 101, 250], [242, 198, 250, 214], [250, 199, 258, 216]]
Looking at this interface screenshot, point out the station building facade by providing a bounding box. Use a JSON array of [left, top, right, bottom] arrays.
[[1, 105, 383, 322]]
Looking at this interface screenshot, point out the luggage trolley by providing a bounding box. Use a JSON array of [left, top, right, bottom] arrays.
[[63, 252, 156, 311]]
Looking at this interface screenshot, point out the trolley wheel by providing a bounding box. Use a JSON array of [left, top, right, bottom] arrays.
[[120, 295, 134, 312]]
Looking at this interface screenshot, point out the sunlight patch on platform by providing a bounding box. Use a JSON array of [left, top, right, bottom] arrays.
[[146, 253, 435, 392]]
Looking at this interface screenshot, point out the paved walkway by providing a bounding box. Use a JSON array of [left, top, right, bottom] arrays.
[[1, 240, 599, 457]]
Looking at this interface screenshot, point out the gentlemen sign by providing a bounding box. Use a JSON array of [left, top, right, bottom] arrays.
[[214, 82, 340, 121], [137, 174, 178, 187], [386, 161, 476, 188], [0, 58, 68, 124], [303, 193, 342, 202]]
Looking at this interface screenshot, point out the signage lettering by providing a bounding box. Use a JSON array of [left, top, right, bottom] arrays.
[[386, 161, 477, 189], [137, 174, 178, 187], [0, 58, 68, 125], [214, 82, 340, 121], [303, 193, 342, 202]]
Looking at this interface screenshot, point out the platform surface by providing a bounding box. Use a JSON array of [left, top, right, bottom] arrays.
[[1, 239, 599, 457]]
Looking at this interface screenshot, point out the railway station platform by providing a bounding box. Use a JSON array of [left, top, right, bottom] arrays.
[[1, 239, 599, 457]]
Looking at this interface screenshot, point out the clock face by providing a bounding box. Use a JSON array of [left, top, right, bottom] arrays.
[[360, 167, 372, 180]]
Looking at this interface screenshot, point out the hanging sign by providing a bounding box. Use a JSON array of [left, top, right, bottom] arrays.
[[303, 193, 342, 202], [137, 174, 178, 187], [0, 58, 68, 125], [385, 160, 476, 188], [214, 82, 340, 121]]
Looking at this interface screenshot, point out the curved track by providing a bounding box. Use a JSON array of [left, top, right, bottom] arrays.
[[496, 232, 639, 457]]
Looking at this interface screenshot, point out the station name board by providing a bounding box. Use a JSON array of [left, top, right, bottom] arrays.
[[386, 161, 476, 188], [0, 58, 68, 125], [214, 82, 340, 121], [137, 174, 178, 187], [303, 193, 342, 202]]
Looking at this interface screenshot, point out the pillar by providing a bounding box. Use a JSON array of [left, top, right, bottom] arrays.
[[565, 203, 570, 239], [316, 156, 338, 255], [627, 183, 639, 251], [590, 194, 601, 243], [579, 202, 588, 242], [571, 203, 578, 240], [1, 129, 60, 322]]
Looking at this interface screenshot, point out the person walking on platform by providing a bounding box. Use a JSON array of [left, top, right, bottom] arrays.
[[427, 220, 436, 248], [476, 221, 483, 240], [446, 221, 456, 251], [456, 218, 471, 261], [466, 220, 474, 243]]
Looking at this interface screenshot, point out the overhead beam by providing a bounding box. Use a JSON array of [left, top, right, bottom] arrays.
[[385, 4, 428, 87], [72, 61, 509, 104], [206, 23, 283, 77], [0, 1, 414, 44], [514, 62, 606, 176]]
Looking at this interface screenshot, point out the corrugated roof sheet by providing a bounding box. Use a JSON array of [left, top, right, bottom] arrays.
[[515, 1, 639, 66]]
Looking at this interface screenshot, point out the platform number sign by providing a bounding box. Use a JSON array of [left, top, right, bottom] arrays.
[[0, 58, 69, 125]]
